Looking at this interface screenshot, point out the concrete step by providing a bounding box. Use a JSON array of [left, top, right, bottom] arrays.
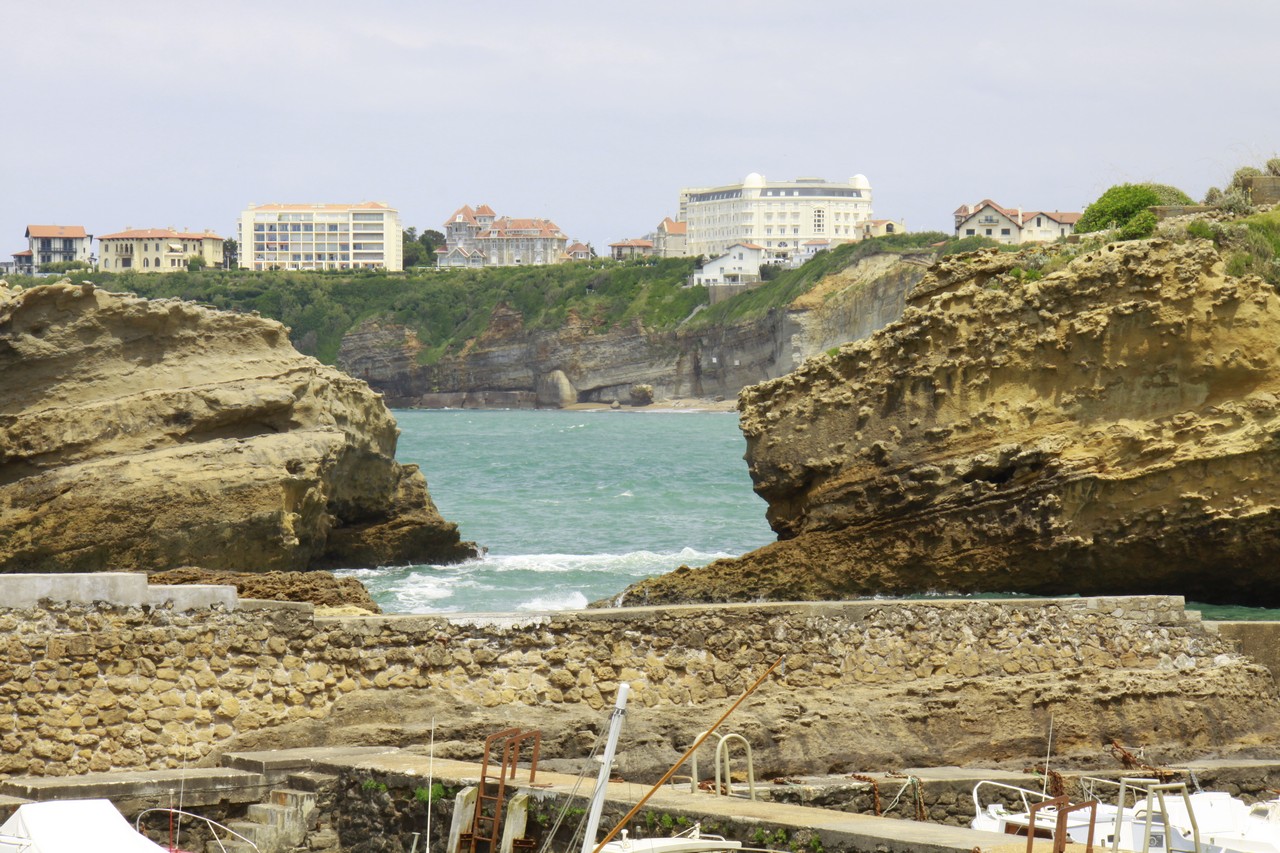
[[223, 819, 275, 848], [246, 802, 290, 831], [285, 771, 338, 794]]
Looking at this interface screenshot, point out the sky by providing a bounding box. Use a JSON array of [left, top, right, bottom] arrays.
[[3, 0, 1279, 256]]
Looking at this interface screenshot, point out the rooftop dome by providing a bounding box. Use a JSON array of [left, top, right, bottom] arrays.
[[850, 174, 871, 190], [743, 172, 765, 188]]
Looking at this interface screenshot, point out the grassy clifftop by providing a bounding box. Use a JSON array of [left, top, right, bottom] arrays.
[[18, 233, 953, 364]]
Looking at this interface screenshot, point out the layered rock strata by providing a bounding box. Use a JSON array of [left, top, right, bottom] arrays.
[[0, 281, 475, 572], [622, 240, 1280, 605], [336, 253, 930, 407]]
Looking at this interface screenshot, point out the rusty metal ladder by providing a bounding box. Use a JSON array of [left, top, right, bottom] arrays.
[[464, 727, 541, 853]]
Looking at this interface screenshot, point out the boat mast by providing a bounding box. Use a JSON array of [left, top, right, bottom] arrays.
[[581, 683, 631, 853]]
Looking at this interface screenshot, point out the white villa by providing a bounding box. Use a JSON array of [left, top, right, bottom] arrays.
[[691, 242, 766, 286], [12, 225, 94, 273], [98, 228, 224, 273], [437, 205, 568, 268], [681, 173, 873, 263], [954, 200, 1080, 244], [238, 202, 403, 271]]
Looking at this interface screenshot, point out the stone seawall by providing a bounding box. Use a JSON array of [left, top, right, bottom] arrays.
[[1, 582, 1276, 782]]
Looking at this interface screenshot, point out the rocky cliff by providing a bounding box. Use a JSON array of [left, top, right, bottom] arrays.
[[337, 253, 930, 407], [0, 280, 476, 572], [620, 239, 1280, 606]]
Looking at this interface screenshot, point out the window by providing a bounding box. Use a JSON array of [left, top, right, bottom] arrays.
[[985, 229, 992, 236], [1001, 228, 1011, 236], [966, 229, 975, 236], [813, 208, 826, 234]]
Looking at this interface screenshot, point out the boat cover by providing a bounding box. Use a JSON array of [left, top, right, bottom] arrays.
[[0, 799, 168, 853]]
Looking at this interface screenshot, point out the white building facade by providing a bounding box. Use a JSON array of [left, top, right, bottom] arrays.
[[239, 202, 403, 271], [98, 229, 225, 273], [437, 205, 568, 268], [954, 200, 1080, 245], [681, 173, 873, 262], [14, 225, 94, 273]]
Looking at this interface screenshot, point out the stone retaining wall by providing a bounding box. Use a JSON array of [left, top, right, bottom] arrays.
[[0, 584, 1251, 781]]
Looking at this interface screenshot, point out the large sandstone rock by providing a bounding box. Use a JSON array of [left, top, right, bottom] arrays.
[[622, 240, 1280, 605], [0, 281, 477, 572]]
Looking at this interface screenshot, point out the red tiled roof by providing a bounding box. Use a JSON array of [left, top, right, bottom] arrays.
[[12, 249, 32, 257], [566, 242, 591, 254], [802, 239, 830, 246], [731, 242, 764, 250], [99, 228, 223, 241], [475, 204, 496, 216], [659, 217, 687, 235], [250, 202, 391, 211], [446, 205, 478, 227], [26, 225, 87, 239], [609, 239, 653, 248], [1025, 211, 1081, 225]]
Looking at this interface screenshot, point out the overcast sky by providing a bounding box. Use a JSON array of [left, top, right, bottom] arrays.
[[3, 1, 1278, 256]]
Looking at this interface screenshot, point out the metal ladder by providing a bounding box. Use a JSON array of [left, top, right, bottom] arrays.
[[464, 727, 541, 853]]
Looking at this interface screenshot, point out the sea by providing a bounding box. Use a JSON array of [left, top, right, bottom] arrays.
[[340, 408, 1280, 621], [341, 408, 775, 613]]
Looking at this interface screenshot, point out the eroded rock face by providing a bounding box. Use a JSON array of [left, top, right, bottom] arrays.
[[623, 240, 1280, 605], [0, 281, 477, 572]]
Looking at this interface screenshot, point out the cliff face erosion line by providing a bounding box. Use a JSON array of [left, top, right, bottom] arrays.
[[621, 239, 1280, 606], [0, 281, 476, 573], [336, 252, 931, 407]]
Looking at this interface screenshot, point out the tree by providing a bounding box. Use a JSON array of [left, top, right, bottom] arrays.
[[186, 255, 207, 271], [223, 239, 239, 269], [1076, 183, 1191, 234], [404, 227, 445, 268]]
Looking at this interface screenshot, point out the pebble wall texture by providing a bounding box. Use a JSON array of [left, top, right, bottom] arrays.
[[0, 594, 1272, 780]]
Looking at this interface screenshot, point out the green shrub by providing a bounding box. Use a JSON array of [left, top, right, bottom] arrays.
[[1185, 220, 1215, 241], [1202, 187, 1223, 205], [1076, 183, 1191, 234], [1230, 166, 1263, 192], [1117, 210, 1158, 240], [1216, 190, 1256, 217], [1268, 158, 1280, 178], [940, 235, 1002, 256]]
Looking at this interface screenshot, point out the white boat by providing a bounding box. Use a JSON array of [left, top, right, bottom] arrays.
[[971, 777, 1280, 853], [600, 825, 742, 853], [0, 799, 168, 853]]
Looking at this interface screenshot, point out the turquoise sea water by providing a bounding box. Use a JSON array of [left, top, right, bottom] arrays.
[[342, 409, 1280, 620], [341, 409, 776, 613]]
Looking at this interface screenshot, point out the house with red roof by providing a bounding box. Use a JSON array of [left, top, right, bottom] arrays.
[[11, 225, 93, 273], [954, 200, 1080, 244], [608, 238, 654, 261], [653, 217, 688, 258], [98, 227, 225, 273], [691, 242, 766, 287], [437, 205, 568, 267]]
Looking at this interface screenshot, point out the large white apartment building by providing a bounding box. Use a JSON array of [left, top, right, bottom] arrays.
[[239, 202, 403, 272], [680, 173, 873, 262]]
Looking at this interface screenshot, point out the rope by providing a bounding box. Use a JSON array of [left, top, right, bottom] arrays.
[[535, 723, 610, 853], [847, 774, 882, 816], [883, 776, 927, 821]]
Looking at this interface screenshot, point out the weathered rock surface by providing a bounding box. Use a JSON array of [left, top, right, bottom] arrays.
[[149, 568, 382, 612], [622, 240, 1280, 606], [0, 280, 476, 572], [337, 253, 930, 407]]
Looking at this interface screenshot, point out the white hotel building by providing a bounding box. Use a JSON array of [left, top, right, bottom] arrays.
[[680, 173, 873, 262], [239, 202, 403, 272]]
